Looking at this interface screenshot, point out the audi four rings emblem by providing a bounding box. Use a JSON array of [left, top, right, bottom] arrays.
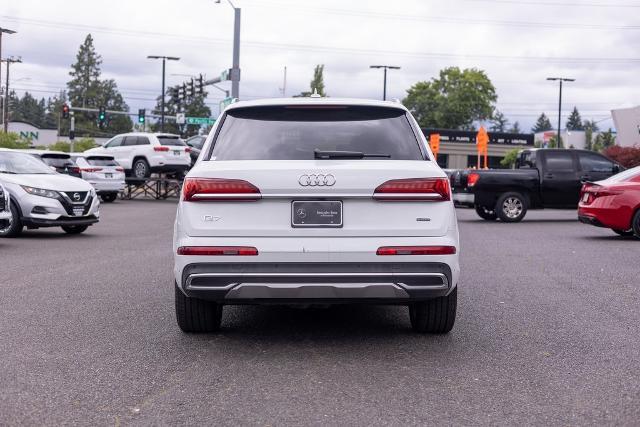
[[298, 174, 336, 186]]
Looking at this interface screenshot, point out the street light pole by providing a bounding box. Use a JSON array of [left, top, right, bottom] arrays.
[[0, 27, 17, 132], [148, 55, 180, 132], [3, 56, 21, 133], [215, 0, 241, 99], [546, 77, 575, 148], [370, 65, 401, 101]]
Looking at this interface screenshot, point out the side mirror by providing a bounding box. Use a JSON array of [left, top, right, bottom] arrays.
[[613, 164, 621, 174]]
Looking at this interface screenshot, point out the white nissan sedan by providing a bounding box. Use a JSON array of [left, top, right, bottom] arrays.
[[173, 98, 460, 333]]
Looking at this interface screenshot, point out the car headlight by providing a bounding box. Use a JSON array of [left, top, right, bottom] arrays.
[[21, 186, 60, 199]]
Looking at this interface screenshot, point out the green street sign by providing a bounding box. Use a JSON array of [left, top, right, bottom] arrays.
[[186, 117, 216, 125], [219, 97, 238, 110]]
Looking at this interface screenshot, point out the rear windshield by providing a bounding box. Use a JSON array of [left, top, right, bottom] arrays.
[[40, 155, 74, 168], [86, 157, 119, 167], [157, 136, 186, 146], [209, 106, 424, 160]]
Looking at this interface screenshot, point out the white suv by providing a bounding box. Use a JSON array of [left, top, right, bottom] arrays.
[[173, 98, 460, 333], [86, 132, 191, 179]]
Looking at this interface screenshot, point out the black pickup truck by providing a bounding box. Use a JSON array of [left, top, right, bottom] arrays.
[[451, 148, 623, 222]]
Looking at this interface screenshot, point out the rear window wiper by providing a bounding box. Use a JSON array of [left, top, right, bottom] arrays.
[[314, 149, 391, 159]]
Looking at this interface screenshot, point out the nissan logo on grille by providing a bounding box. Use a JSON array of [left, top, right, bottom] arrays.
[[73, 192, 81, 201], [298, 174, 336, 187]]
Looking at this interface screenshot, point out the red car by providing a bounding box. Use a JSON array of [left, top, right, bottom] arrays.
[[578, 166, 640, 238]]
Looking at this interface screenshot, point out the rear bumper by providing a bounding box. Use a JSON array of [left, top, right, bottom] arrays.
[[178, 262, 454, 303]]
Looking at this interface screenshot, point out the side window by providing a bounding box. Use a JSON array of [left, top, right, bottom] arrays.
[[544, 151, 574, 172], [136, 136, 151, 145], [105, 136, 124, 148], [578, 152, 614, 173], [123, 136, 138, 146]]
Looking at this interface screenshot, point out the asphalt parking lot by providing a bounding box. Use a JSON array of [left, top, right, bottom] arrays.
[[1, 200, 639, 425]]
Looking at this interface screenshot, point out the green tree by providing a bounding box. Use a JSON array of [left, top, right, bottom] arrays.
[[500, 148, 520, 168], [66, 34, 132, 136], [592, 128, 616, 152], [565, 107, 584, 131], [151, 86, 211, 136], [531, 113, 553, 133], [8, 92, 48, 127], [296, 64, 327, 97], [508, 121, 521, 134], [403, 67, 496, 129], [583, 119, 599, 151], [47, 138, 98, 153], [490, 110, 509, 132]]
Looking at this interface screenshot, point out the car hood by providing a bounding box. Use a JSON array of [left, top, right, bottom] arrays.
[[0, 173, 94, 192]]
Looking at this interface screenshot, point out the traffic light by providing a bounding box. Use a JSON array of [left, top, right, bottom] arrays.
[[138, 109, 146, 124], [187, 79, 195, 97], [98, 106, 106, 128], [196, 74, 204, 95], [179, 84, 186, 100], [62, 104, 70, 119], [170, 87, 180, 104]]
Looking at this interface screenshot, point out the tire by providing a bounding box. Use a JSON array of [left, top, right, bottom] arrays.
[[632, 210, 640, 239], [475, 205, 497, 221], [175, 284, 223, 333], [100, 193, 118, 203], [409, 287, 457, 334], [496, 192, 528, 222], [0, 202, 23, 238], [132, 158, 150, 179], [61, 225, 89, 234], [612, 229, 634, 237]]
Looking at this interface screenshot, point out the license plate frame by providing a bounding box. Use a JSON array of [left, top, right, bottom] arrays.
[[173, 150, 181, 156], [291, 200, 343, 228], [73, 208, 84, 217], [105, 173, 113, 178]]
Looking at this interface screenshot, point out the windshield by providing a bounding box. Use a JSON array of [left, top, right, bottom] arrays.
[[157, 136, 186, 146], [602, 165, 640, 183], [0, 152, 56, 174], [209, 105, 424, 161]]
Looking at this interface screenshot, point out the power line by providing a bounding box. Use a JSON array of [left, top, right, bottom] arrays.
[[4, 16, 639, 65]]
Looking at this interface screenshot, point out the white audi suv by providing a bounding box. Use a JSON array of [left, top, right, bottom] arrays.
[[173, 98, 460, 333]]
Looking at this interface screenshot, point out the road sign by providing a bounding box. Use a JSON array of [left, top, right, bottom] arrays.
[[219, 97, 238, 110], [176, 113, 186, 124], [186, 116, 216, 125]]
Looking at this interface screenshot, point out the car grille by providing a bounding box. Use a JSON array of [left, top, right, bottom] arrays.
[[63, 191, 89, 203], [58, 193, 94, 216]]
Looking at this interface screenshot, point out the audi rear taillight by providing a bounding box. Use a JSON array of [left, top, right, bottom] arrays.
[[81, 167, 103, 172], [154, 146, 170, 152], [467, 173, 480, 187], [376, 246, 457, 256], [177, 246, 258, 256], [373, 177, 450, 201], [182, 177, 261, 201]]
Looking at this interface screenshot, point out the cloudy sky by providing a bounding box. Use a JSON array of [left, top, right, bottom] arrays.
[[3, 0, 640, 131]]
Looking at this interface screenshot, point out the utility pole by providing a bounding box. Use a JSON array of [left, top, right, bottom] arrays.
[[148, 55, 180, 132], [3, 56, 21, 133], [546, 77, 575, 149], [215, 0, 241, 99], [280, 66, 287, 97], [370, 65, 401, 101], [70, 111, 75, 152], [0, 27, 17, 132]]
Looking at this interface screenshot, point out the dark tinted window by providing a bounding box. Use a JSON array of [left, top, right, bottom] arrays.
[[157, 135, 185, 146], [518, 151, 536, 168], [41, 155, 74, 168], [105, 136, 124, 148], [124, 136, 138, 146], [544, 151, 574, 171], [136, 136, 151, 145], [210, 106, 423, 161], [187, 136, 206, 149], [86, 157, 119, 166], [578, 152, 614, 173]]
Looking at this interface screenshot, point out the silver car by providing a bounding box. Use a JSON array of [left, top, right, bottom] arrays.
[[0, 183, 10, 223], [71, 154, 126, 203], [0, 150, 100, 237]]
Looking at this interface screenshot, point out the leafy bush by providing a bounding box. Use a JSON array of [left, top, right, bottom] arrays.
[[47, 138, 98, 153], [500, 148, 521, 168], [0, 132, 31, 149], [603, 145, 640, 168]]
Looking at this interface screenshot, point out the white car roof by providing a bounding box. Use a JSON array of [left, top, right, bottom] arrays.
[[224, 97, 408, 112]]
